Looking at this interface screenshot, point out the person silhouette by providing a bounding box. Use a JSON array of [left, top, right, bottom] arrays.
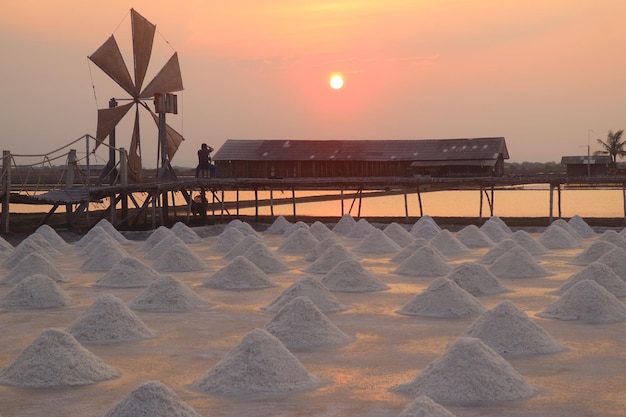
[[195, 143, 216, 178]]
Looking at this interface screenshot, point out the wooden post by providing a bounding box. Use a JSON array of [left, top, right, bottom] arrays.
[[119, 148, 128, 225], [490, 185, 494, 216], [417, 186, 423, 217], [1, 151, 11, 234], [151, 192, 157, 229], [65, 149, 77, 227], [479, 187, 483, 218], [254, 189, 259, 222], [221, 188, 225, 221], [270, 189, 274, 217], [340, 188, 344, 215], [292, 188, 297, 221], [236, 188, 240, 216], [557, 184, 562, 218], [549, 184, 554, 223], [622, 184, 626, 221], [403, 188, 409, 220]]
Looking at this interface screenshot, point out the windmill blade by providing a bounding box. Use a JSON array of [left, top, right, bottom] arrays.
[[128, 107, 143, 182], [139, 53, 184, 99], [131, 8, 155, 95], [95, 102, 134, 145], [147, 107, 185, 160], [89, 36, 136, 97]]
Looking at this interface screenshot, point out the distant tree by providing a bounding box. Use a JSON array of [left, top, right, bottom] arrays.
[[595, 129, 626, 164]]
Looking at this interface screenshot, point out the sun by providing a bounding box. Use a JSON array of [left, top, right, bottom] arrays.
[[329, 73, 344, 90]]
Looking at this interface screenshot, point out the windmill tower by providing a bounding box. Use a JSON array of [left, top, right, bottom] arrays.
[[89, 9, 184, 183]]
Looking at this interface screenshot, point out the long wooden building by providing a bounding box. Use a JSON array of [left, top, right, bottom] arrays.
[[213, 137, 509, 179]]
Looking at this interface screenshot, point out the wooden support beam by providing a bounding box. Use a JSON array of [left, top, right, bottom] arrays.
[[549, 184, 554, 223], [403, 189, 409, 220], [417, 187, 423, 217], [292, 188, 297, 221]]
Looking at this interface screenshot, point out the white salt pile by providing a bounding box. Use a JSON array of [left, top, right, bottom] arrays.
[[145, 234, 187, 259], [309, 221, 335, 241], [429, 230, 470, 255], [95, 256, 161, 288], [264, 296, 351, 350], [551, 219, 584, 241], [353, 228, 402, 254], [191, 328, 323, 396], [140, 225, 175, 251], [2, 252, 67, 285], [152, 242, 208, 272], [211, 226, 245, 252], [102, 380, 202, 417], [171, 221, 202, 243], [397, 395, 457, 417], [568, 215, 596, 238], [34, 224, 68, 248], [595, 247, 626, 279], [94, 219, 129, 244], [227, 219, 258, 236], [0, 328, 120, 388], [446, 262, 510, 296], [391, 337, 535, 404], [510, 230, 550, 255], [66, 294, 155, 344], [410, 216, 441, 240], [3, 235, 58, 269], [391, 238, 434, 263], [224, 234, 264, 259], [461, 300, 565, 356], [283, 221, 309, 237], [80, 232, 123, 257], [455, 224, 494, 248], [304, 236, 342, 262], [396, 278, 484, 318], [203, 256, 277, 290], [538, 225, 581, 249], [80, 241, 128, 271], [262, 276, 347, 313], [597, 229, 626, 250], [304, 243, 357, 274], [321, 258, 390, 292], [479, 217, 512, 242], [76, 225, 113, 248], [489, 246, 551, 278], [0, 274, 77, 309], [394, 246, 452, 277], [129, 275, 211, 312], [278, 227, 319, 254], [346, 218, 376, 239], [265, 215, 292, 234], [555, 262, 626, 298], [243, 243, 290, 273], [383, 222, 414, 247], [538, 280, 626, 323], [476, 239, 522, 264], [332, 213, 357, 234]]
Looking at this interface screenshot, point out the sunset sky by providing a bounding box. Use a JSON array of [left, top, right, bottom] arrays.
[[1, 1, 625, 168]]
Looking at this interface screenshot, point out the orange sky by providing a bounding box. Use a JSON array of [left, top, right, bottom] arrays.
[[1, 1, 625, 167]]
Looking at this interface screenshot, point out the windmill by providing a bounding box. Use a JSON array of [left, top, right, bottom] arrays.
[[89, 8, 184, 183]]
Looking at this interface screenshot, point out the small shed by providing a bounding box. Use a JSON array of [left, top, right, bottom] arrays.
[[560, 155, 611, 176], [213, 138, 509, 179]]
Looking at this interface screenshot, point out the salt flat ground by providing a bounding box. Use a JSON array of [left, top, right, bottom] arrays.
[[0, 223, 625, 417]]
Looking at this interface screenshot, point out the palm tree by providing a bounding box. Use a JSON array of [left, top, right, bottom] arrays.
[[595, 129, 626, 165]]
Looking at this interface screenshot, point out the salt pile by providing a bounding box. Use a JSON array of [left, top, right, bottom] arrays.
[[391, 337, 535, 403], [278, 227, 319, 254], [555, 262, 626, 297], [397, 396, 457, 417], [34, 224, 68, 248], [94, 219, 129, 244], [568, 215, 596, 238], [304, 243, 357, 274], [140, 225, 175, 251], [95, 256, 160, 288], [489, 246, 551, 278], [595, 247, 626, 279], [476, 239, 522, 264], [3, 235, 58, 269], [102, 380, 202, 417], [224, 234, 263, 259], [461, 300, 565, 356], [510, 230, 550, 255], [129, 275, 211, 312], [346, 218, 376, 239], [242, 243, 290, 273], [227, 219, 258, 236], [429, 230, 470, 255], [171, 221, 202, 243], [265, 215, 292, 234], [410, 216, 441, 240], [80, 240, 128, 271], [203, 256, 277, 290], [538, 280, 626, 323], [191, 328, 322, 396], [446, 262, 509, 296], [0, 274, 77, 309], [392, 238, 434, 263], [211, 226, 245, 252], [262, 276, 347, 313], [321, 258, 390, 292], [304, 236, 342, 262], [353, 228, 402, 253], [538, 225, 581, 249], [479, 217, 512, 242], [383, 222, 414, 247], [332, 213, 357, 234], [551, 219, 584, 241], [597, 229, 626, 250], [80, 232, 123, 257], [67, 294, 155, 344], [152, 242, 208, 272], [76, 225, 114, 248], [309, 221, 335, 241], [145, 234, 187, 259], [264, 296, 351, 350], [0, 328, 120, 388], [394, 246, 452, 277], [283, 221, 309, 237], [455, 224, 494, 248], [396, 277, 485, 318], [2, 252, 67, 285]]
